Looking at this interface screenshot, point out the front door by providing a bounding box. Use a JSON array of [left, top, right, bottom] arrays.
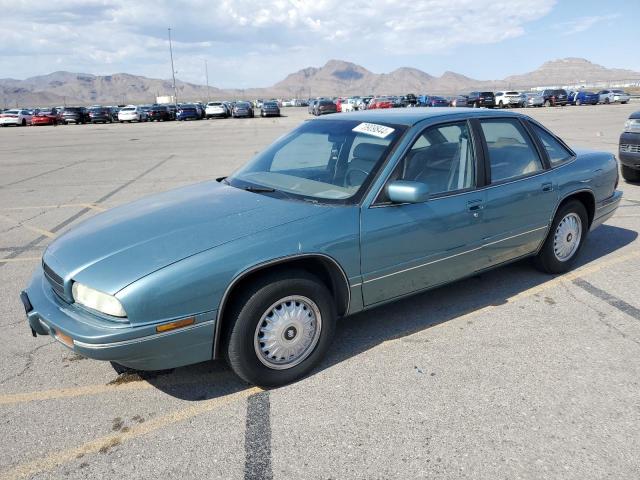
[[360, 120, 488, 306]]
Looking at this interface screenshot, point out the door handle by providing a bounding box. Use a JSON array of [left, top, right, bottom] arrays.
[[467, 200, 484, 211], [542, 182, 553, 192], [467, 200, 484, 217]]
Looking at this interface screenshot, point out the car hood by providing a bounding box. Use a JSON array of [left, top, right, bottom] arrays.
[[44, 181, 328, 294]]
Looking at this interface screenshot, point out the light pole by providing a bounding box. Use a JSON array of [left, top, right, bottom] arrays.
[[168, 27, 178, 106], [205, 59, 210, 103]]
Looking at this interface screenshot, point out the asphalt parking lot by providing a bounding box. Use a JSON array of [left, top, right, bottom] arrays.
[[1, 105, 639, 480]]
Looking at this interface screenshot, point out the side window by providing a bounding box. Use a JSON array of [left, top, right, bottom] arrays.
[[393, 121, 475, 196], [530, 123, 573, 166], [480, 118, 543, 183]]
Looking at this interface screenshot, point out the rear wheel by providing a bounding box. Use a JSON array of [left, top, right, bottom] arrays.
[[604, 97, 610, 104], [576, 99, 582, 106], [498, 100, 504, 108], [225, 270, 336, 387], [622, 165, 640, 182], [534, 200, 588, 274], [544, 100, 551, 107], [21, 119, 26, 126]]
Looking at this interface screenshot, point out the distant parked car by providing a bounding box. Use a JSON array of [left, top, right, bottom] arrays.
[[567, 91, 599, 106], [232, 101, 254, 118], [598, 89, 630, 104], [313, 99, 338, 115], [450, 95, 469, 107], [495, 91, 525, 108], [540, 89, 568, 107], [31, 108, 63, 126], [118, 105, 145, 123], [0, 109, 33, 126], [619, 111, 640, 182], [88, 107, 113, 123], [524, 92, 544, 108], [467, 92, 496, 108], [367, 97, 393, 109], [308, 99, 319, 114], [205, 102, 228, 119], [63, 107, 90, 124], [419, 95, 449, 107], [146, 105, 171, 121], [612, 90, 631, 104], [176, 104, 201, 121], [260, 101, 281, 117]]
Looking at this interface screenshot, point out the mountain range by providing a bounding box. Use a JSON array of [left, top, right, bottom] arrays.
[[1, 58, 639, 107]]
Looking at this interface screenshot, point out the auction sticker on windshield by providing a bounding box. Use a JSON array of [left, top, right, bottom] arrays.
[[352, 122, 395, 138]]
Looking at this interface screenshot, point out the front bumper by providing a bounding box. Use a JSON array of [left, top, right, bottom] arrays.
[[21, 265, 216, 371], [619, 133, 640, 169]]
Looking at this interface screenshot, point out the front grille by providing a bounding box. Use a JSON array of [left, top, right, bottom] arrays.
[[620, 144, 640, 153], [43, 261, 65, 298]]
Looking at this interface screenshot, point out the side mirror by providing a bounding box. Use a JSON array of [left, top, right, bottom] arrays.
[[387, 180, 429, 204]]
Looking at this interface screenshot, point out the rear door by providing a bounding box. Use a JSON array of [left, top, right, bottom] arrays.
[[360, 120, 488, 305], [476, 117, 556, 266]]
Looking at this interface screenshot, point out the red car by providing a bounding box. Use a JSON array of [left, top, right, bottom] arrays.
[[367, 97, 393, 109], [31, 108, 63, 126]]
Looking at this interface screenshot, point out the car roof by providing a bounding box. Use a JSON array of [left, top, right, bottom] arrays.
[[314, 107, 525, 126]]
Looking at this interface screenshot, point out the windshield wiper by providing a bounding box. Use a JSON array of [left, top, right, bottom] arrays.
[[243, 185, 275, 193]]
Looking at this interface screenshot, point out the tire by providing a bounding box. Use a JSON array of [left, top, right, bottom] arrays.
[[21, 119, 26, 126], [498, 101, 504, 109], [622, 165, 640, 182], [576, 99, 582, 106], [534, 200, 588, 274], [604, 98, 610, 104], [225, 270, 336, 387], [544, 100, 551, 107], [472, 102, 478, 108]]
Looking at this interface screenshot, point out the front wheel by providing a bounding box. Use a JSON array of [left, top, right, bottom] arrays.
[[534, 200, 588, 274], [225, 270, 336, 387]]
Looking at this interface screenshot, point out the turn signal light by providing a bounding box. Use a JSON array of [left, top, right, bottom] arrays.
[[156, 317, 195, 333], [56, 330, 74, 348]]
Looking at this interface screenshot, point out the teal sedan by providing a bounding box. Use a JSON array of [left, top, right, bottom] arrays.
[[21, 108, 622, 387]]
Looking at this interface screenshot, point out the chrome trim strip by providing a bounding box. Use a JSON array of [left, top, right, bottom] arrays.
[[213, 253, 351, 358], [74, 320, 215, 350], [363, 225, 548, 285], [350, 283, 362, 288], [482, 225, 548, 248]]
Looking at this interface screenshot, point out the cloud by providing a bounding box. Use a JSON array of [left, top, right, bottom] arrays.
[[0, 0, 556, 86], [556, 14, 620, 35]]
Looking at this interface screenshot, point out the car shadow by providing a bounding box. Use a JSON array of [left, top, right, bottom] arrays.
[[144, 224, 637, 400]]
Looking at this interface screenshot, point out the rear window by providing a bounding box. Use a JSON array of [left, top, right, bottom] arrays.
[[5, 110, 19, 114], [481, 92, 494, 97], [64, 108, 81, 113], [530, 123, 573, 166], [506, 91, 519, 95], [121, 107, 135, 111]]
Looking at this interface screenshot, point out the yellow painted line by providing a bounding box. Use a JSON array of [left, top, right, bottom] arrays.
[[0, 375, 224, 406], [80, 203, 107, 212], [0, 257, 40, 264], [0, 387, 261, 480], [0, 214, 56, 238]]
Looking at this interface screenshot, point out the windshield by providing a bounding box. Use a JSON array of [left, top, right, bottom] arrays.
[[227, 119, 406, 203]]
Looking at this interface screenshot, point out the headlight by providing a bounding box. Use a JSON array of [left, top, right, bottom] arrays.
[[624, 119, 640, 133], [72, 282, 127, 317]]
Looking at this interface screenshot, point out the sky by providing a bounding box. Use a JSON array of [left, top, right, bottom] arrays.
[[0, 0, 637, 88]]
